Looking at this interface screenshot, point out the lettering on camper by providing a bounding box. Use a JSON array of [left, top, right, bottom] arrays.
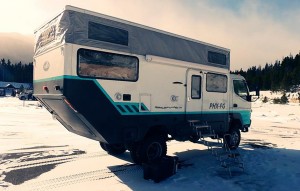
[[209, 103, 226, 109]]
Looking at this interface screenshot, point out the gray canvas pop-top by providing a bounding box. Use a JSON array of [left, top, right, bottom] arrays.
[[34, 5, 230, 69]]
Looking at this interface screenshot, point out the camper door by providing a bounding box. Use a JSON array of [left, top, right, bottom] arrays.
[[186, 69, 203, 120]]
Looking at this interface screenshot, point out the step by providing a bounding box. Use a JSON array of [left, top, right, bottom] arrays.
[[200, 133, 217, 138], [221, 160, 244, 169], [227, 153, 241, 158], [194, 125, 211, 129], [217, 150, 241, 159], [201, 141, 223, 147]]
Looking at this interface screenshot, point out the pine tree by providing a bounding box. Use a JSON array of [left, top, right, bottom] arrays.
[[280, 92, 288, 104], [232, 52, 300, 92]]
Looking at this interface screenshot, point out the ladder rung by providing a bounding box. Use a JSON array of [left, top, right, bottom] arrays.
[[194, 125, 210, 129], [201, 134, 216, 137], [188, 120, 200, 123], [228, 153, 241, 158], [221, 161, 244, 168], [205, 142, 222, 147]]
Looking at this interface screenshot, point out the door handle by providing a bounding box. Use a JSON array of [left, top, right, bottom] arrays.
[[233, 104, 238, 107]]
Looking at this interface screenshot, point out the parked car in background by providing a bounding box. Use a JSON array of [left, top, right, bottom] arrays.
[[18, 91, 36, 100]]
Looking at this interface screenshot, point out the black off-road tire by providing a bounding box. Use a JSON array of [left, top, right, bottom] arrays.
[[130, 135, 167, 164], [224, 125, 241, 150], [130, 144, 143, 164], [189, 134, 200, 143], [100, 142, 126, 155], [140, 135, 167, 163]]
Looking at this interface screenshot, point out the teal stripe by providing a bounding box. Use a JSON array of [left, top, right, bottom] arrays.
[[34, 75, 91, 82], [34, 76, 65, 83]]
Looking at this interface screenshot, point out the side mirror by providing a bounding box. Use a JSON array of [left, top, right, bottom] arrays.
[[246, 95, 252, 102], [254, 85, 260, 97], [256, 89, 260, 97]]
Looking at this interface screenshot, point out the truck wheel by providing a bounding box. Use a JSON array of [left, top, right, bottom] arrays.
[[130, 144, 142, 164], [140, 135, 167, 163], [189, 134, 200, 143], [130, 135, 167, 164], [224, 126, 241, 150], [100, 142, 126, 155]]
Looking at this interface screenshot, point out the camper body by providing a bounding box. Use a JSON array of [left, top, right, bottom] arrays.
[[34, 6, 251, 163]]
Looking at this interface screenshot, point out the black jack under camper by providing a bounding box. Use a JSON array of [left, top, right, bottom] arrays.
[[34, 5, 253, 164]]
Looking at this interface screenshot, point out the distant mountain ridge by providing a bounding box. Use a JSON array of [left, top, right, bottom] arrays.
[[0, 33, 34, 64]]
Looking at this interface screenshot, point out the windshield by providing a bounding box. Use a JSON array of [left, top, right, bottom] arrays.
[[233, 80, 249, 100]]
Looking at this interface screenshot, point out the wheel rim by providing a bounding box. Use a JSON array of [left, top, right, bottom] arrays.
[[230, 131, 240, 146], [146, 141, 162, 161]]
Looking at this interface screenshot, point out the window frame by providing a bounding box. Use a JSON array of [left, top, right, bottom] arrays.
[[206, 73, 228, 93], [191, 75, 202, 99], [77, 48, 139, 82]]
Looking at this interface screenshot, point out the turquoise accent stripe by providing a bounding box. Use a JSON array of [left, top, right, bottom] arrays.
[[34, 76, 65, 83], [115, 102, 149, 114], [34, 75, 92, 83]]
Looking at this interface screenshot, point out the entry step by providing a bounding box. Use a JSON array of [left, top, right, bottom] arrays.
[[194, 125, 211, 129]]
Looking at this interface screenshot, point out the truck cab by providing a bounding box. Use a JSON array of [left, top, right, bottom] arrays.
[[230, 74, 251, 132]]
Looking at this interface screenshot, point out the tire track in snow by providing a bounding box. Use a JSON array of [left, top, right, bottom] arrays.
[[8, 164, 142, 191], [2, 151, 109, 171]]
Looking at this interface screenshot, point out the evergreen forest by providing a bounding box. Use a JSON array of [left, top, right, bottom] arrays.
[[232, 52, 300, 92], [0, 58, 33, 83]]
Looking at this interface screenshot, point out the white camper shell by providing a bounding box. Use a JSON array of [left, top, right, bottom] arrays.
[[34, 6, 251, 164]]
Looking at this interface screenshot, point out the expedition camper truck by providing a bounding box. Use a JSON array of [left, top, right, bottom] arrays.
[[34, 6, 252, 164]]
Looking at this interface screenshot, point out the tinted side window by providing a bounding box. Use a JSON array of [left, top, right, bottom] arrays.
[[191, 75, 201, 99], [88, 22, 129, 46], [206, 73, 227, 93], [78, 49, 138, 81], [233, 80, 249, 100]]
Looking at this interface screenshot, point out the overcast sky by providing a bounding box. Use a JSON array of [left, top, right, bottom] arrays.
[[1, 0, 299, 70]]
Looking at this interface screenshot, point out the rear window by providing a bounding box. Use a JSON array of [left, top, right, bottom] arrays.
[[77, 49, 138, 81]]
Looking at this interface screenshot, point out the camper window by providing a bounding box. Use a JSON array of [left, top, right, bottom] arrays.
[[191, 75, 201, 99], [88, 22, 128, 46], [208, 51, 227, 66], [206, 73, 227, 93], [77, 49, 138, 81]]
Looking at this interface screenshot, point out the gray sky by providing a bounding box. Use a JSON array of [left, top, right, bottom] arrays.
[[1, 0, 299, 70]]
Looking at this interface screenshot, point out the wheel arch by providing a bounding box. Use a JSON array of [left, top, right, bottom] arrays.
[[145, 125, 168, 140], [230, 113, 243, 130]]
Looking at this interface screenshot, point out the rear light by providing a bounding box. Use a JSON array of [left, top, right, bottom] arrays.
[[43, 86, 49, 92]]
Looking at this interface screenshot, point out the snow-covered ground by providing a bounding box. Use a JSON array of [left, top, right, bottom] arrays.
[[0, 94, 300, 191]]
